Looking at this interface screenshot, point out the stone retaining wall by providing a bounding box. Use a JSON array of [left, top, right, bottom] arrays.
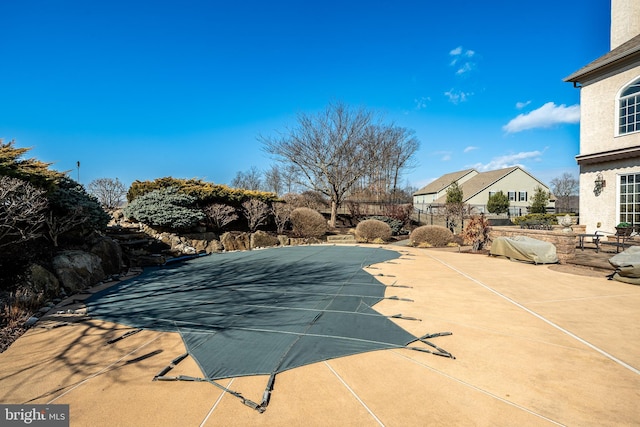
[[489, 226, 576, 264]]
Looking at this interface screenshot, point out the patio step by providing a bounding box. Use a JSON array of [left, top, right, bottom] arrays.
[[327, 234, 357, 244]]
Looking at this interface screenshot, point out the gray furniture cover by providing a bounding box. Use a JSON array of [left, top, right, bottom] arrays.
[[490, 235, 559, 264], [609, 245, 640, 284]]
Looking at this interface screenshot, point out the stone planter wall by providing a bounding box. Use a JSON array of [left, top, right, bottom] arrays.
[[489, 226, 577, 264]]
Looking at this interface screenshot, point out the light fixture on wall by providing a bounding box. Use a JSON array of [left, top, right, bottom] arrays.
[[594, 173, 605, 196]]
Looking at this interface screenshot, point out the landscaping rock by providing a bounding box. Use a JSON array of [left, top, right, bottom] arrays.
[[29, 264, 61, 296], [52, 250, 106, 293], [277, 235, 290, 246], [288, 237, 322, 246], [24, 317, 38, 327], [90, 236, 124, 275], [183, 232, 222, 254], [220, 232, 251, 251], [251, 231, 280, 249], [173, 243, 197, 255]]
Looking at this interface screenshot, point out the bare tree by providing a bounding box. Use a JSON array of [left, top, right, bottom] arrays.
[[231, 166, 263, 191], [88, 177, 127, 210], [271, 202, 294, 234], [550, 172, 579, 213], [264, 165, 283, 195], [363, 125, 420, 202], [45, 207, 88, 246], [262, 102, 419, 227], [203, 203, 238, 231], [241, 199, 270, 232], [0, 176, 48, 248]]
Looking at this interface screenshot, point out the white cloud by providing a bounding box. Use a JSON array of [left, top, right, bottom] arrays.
[[463, 146, 478, 153], [444, 89, 473, 104], [449, 46, 462, 56], [471, 150, 545, 171], [414, 96, 430, 110], [449, 46, 477, 75], [434, 150, 452, 161], [515, 100, 531, 109], [456, 62, 474, 75], [503, 102, 580, 133]]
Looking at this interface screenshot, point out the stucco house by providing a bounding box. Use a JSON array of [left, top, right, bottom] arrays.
[[413, 166, 554, 216], [564, 0, 640, 234]]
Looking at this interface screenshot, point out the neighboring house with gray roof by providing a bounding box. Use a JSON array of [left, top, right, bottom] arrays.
[[413, 166, 554, 216], [564, 0, 640, 234]]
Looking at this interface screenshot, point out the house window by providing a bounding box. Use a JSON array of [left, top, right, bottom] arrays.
[[619, 173, 640, 225], [619, 77, 640, 135], [518, 191, 527, 201], [508, 191, 516, 201], [488, 191, 496, 198]]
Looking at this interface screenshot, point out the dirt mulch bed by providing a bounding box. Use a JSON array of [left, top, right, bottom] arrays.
[[0, 316, 31, 353]]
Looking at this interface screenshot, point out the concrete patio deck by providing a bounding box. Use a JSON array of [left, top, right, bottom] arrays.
[[0, 245, 638, 426]]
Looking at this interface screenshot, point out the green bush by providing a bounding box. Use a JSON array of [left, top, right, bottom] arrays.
[[290, 207, 327, 238], [123, 187, 205, 230], [127, 177, 278, 205], [365, 216, 404, 235], [409, 225, 454, 247], [529, 186, 550, 214], [0, 140, 65, 191], [512, 213, 558, 225], [49, 177, 110, 231], [355, 219, 392, 243], [487, 191, 509, 215]]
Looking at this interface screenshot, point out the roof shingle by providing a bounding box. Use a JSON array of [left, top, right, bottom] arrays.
[[413, 169, 476, 196], [564, 34, 640, 83]]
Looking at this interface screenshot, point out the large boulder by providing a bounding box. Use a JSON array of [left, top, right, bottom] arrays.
[[220, 232, 251, 251], [53, 250, 106, 292], [90, 236, 124, 275], [29, 264, 61, 296], [251, 231, 280, 249], [183, 232, 222, 254], [277, 235, 290, 246]]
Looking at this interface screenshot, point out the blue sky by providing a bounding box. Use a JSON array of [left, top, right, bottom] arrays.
[[0, 1, 610, 191]]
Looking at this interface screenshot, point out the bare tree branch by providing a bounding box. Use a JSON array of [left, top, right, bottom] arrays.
[[241, 199, 270, 232], [231, 166, 263, 191], [261, 102, 419, 227], [271, 202, 293, 234], [550, 172, 578, 213], [203, 203, 238, 231], [45, 207, 88, 247], [0, 176, 48, 248], [88, 177, 127, 210]]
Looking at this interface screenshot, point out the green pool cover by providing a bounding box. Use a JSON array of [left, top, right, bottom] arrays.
[[85, 245, 452, 411]]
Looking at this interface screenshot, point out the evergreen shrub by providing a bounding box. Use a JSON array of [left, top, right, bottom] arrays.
[[511, 213, 558, 226], [290, 207, 327, 238], [127, 177, 278, 205], [49, 177, 110, 231], [123, 187, 205, 230]]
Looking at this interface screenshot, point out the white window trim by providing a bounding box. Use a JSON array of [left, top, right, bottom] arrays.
[[616, 171, 640, 226], [615, 75, 640, 137]]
